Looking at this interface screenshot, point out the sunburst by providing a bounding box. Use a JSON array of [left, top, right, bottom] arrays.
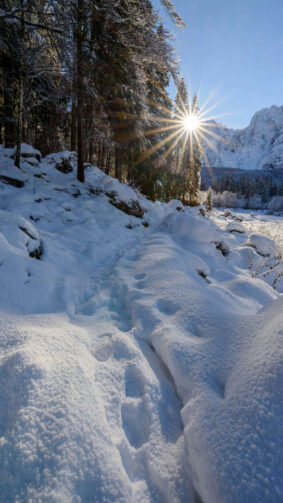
[[114, 87, 231, 176], [135, 88, 230, 173]]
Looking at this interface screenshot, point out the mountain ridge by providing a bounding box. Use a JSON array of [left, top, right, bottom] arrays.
[[202, 105, 283, 171]]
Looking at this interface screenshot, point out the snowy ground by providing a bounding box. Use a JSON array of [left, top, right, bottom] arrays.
[[0, 145, 282, 502]]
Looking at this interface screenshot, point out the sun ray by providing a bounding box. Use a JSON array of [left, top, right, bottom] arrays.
[[198, 125, 232, 144], [198, 86, 219, 114], [163, 129, 187, 160], [197, 128, 220, 155], [133, 127, 184, 166], [194, 133, 216, 184], [198, 98, 226, 119], [177, 129, 190, 173]]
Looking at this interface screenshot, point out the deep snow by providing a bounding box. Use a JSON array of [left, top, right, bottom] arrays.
[[0, 146, 282, 502]]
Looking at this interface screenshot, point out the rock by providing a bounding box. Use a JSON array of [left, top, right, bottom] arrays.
[[44, 151, 76, 173], [176, 206, 184, 212], [19, 225, 42, 259], [89, 187, 102, 196], [227, 222, 245, 233], [223, 209, 232, 218], [11, 143, 41, 162], [0, 175, 24, 188], [247, 234, 281, 259], [24, 157, 39, 167], [108, 192, 145, 218], [199, 208, 206, 217], [72, 189, 81, 198], [55, 157, 73, 174], [33, 173, 46, 179], [196, 269, 211, 284], [142, 221, 149, 227], [214, 241, 230, 257]]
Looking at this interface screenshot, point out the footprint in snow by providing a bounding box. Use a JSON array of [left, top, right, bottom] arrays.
[[135, 280, 147, 289], [92, 335, 113, 362], [156, 298, 179, 316], [124, 365, 145, 398], [80, 300, 97, 316], [121, 401, 150, 449], [134, 273, 146, 280]]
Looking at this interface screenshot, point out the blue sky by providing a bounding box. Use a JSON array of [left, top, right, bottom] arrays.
[[154, 0, 283, 129]]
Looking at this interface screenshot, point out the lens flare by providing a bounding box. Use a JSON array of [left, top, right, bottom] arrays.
[[116, 86, 230, 175], [182, 114, 200, 132]]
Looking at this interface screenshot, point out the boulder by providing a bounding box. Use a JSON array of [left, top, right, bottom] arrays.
[[11, 143, 41, 164], [19, 225, 42, 259], [55, 157, 73, 174], [0, 175, 24, 188], [247, 234, 281, 259], [214, 241, 230, 257], [108, 192, 145, 218], [223, 209, 232, 218], [227, 222, 245, 233]]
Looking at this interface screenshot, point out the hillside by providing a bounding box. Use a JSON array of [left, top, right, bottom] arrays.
[[203, 105, 283, 171], [0, 145, 282, 502]]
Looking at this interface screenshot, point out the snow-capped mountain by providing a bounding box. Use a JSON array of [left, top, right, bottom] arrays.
[[202, 105, 283, 171]]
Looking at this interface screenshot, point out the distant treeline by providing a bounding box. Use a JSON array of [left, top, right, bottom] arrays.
[[202, 168, 283, 201]]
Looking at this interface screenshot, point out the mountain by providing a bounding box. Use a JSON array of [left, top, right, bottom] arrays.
[[202, 105, 283, 171]]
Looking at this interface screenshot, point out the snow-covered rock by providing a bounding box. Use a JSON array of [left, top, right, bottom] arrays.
[[247, 233, 281, 259], [11, 143, 42, 165], [227, 221, 245, 233], [223, 209, 232, 218], [203, 105, 283, 171]]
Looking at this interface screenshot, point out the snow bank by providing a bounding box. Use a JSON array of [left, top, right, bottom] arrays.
[[0, 145, 283, 502], [122, 211, 283, 502]]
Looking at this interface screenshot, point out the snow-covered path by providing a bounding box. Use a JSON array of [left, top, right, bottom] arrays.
[[0, 148, 283, 502]]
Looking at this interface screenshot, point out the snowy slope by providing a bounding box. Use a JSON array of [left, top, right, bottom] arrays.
[[0, 146, 283, 502], [203, 105, 283, 170]]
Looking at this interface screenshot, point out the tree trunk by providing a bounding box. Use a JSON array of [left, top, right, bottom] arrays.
[[105, 147, 111, 175], [71, 25, 77, 151], [4, 74, 15, 148], [76, 0, 84, 182], [115, 144, 122, 181], [15, 0, 25, 169]]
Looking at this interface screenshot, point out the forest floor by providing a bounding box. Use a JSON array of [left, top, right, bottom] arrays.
[[0, 145, 282, 503]]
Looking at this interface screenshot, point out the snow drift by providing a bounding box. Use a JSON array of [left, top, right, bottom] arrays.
[[0, 145, 282, 502]]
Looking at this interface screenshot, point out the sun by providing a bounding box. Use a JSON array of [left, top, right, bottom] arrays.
[[182, 114, 200, 132], [128, 87, 229, 170]]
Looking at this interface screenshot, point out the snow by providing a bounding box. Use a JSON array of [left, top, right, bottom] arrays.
[[0, 145, 283, 502], [226, 221, 245, 233], [248, 233, 281, 258], [18, 142, 41, 157], [203, 105, 283, 170]]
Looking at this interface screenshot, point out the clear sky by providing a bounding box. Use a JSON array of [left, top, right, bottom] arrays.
[[154, 0, 283, 129]]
